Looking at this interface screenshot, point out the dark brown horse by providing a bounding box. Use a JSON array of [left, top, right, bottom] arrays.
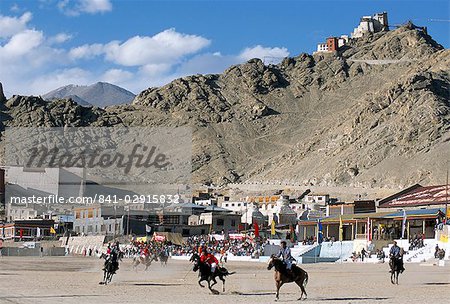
[[267, 255, 308, 301], [190, 253, 235, 294], [389, 257, 403, 285]]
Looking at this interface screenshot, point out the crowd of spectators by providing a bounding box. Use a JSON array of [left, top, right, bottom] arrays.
[[120, 235, 267, 259], [408, 233, 425, 251], [170, 235, 266, 258]]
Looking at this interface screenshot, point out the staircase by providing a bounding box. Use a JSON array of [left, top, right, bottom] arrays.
[[290, 244, 318, 258]]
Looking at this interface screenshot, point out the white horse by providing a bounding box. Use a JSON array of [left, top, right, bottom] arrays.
[[132, 253, 158, 271]]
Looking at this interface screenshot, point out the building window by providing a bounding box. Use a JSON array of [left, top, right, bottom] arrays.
[[217, 219, 224, 226], [237, 203, 241, 207], [231, 219, 236, 227]]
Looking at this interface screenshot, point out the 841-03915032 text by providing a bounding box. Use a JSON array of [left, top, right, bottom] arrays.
[[96, 194, 181, 204]]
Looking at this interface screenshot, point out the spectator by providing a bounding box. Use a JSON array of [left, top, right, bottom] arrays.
[[361, 248, 367, 261]]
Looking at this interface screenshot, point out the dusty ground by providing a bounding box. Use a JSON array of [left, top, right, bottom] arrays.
[[0, 257, 449, 304]]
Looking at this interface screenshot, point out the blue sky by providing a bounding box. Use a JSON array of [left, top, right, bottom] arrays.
[[0, 0, 448, 96]]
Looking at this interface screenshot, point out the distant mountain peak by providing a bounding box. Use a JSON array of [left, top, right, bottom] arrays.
[[43, 82, 135, 108]]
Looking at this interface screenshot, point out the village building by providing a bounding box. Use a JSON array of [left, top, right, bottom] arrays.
[[188, 206, 241, 234], [298, 184, 449, 243], [0, 219, 55, 240], [241, 203, 266, 225]]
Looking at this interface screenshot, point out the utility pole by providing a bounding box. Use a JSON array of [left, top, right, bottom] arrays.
[[127, 205, 130, 236], [113, 205, 117, 240], [446, 161, 449, 223]]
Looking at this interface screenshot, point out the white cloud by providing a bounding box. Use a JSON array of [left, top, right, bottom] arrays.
[[101, 68, 134, 84], [104, 29, 211, 66], [48, 33, 73, 44], [10, 4, 21, 13], [0, 29, 44, 57], [175, 52, 236, 76], [0, 12, 32, 38], [78, 0, 112, 13], [58, 0, 112, 16], [239, 45, 289, 63], [29, 68, 93, 94], [69, 43, 105, 59], [139, 63, 172, 76]]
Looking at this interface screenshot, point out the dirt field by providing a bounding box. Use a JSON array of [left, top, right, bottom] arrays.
[[0, 257, 449, 304]]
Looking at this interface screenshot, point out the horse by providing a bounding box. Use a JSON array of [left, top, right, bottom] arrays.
[[267, 255, 308, 301], [99, 253, 116, 285], [159, 250, 169, 267], [389, 256, 403, 285], [190, 253, 235, 294], [132, 253, 158, 271]]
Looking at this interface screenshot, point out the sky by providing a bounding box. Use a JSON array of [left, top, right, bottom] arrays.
[[0, 0, 449, 96]]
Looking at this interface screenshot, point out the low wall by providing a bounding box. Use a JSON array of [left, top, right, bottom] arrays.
[[264, 244, 281, 256], [298, 256, 340, 264], [1, 247, 66, 256]]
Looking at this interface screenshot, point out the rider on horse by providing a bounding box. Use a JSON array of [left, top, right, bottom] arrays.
[[200, 248, 219, 277], [141, 246, 150, 258], [277, 241, 295, 275], [105, 241, 121, 274], [389, 241, 405, 273]]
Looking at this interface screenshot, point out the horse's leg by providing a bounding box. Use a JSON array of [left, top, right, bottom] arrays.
[[275, 281, 283, 301], [296, 278, 307, 300], [220, 276, 226, 292], [210, 276, 217, 289], [396, 271, 399, 285], [391, 271, 395, 285], [208, 278, 219, 295], [198, 278, 205, 288]]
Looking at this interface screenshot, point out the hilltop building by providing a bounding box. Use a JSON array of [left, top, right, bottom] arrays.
[[315, 36, 349, 54], [351, 12, 389, 38], [314, 12, 389, 54]]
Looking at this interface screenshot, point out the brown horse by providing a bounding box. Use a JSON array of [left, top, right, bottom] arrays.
[[267, 255, 308, 301]]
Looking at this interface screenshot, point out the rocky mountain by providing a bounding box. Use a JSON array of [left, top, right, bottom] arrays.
[[1, 24, 449, 190], [43, 82, 136, 107]]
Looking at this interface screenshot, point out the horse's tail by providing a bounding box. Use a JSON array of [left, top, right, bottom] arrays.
[[220, 268, 235, 276], [303, 271, 309, 288]]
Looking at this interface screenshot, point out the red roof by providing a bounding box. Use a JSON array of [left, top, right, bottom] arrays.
[[380, 184, 450, 208]]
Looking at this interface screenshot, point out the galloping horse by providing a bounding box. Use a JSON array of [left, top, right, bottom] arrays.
[[99, 253, 116, 285], [190, 253, 235, 294], [267, 255, 308, 301], [132, 253, 158, 271]]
